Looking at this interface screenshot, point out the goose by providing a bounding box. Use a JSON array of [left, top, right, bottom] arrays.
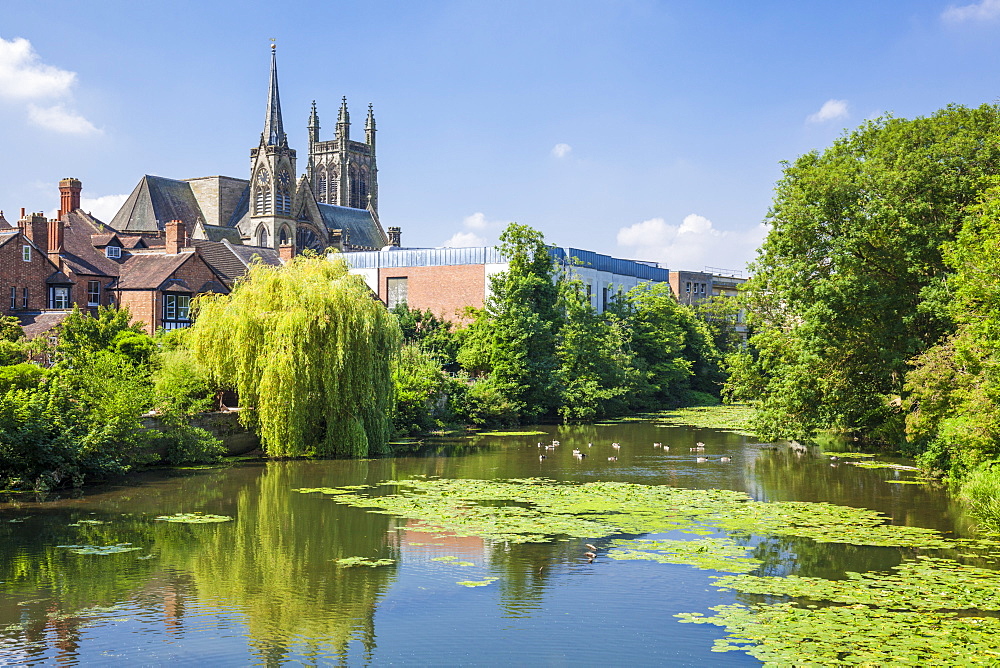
[[696, 457, 708, 463], [586, 544, 598, 551], [539, 455, 547, 460], [720, 456, 732, 463], [612, 443, 621, 450], [608, 456, 618, 462], [584, 552, 597, 560]]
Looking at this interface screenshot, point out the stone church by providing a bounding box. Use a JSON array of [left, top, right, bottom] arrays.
[[108, 45, 391, 253]]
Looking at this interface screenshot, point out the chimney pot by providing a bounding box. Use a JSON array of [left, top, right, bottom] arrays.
[[59, 178, 82, 215]]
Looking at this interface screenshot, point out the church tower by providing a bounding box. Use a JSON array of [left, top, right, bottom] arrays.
[[248, 43, 297, 250], [307, 96, 378, 214]]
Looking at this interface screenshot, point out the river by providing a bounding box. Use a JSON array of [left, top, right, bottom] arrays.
[[0, 417, 981, 665]]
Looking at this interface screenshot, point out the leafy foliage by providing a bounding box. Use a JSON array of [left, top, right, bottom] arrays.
[[187, 254, 401, 457], [730, 104, 1000, 442]]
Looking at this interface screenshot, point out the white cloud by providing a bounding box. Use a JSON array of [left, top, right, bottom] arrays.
[[46, 193, 127, 222], [551, 143, 572, 158], [82, 194, 127, 222], [0, 37, 76, 99], [442, 211, 507, 247], [28, 103, 99, 134], [616, 213, 767, 272], [0, 37, 98, 135], [807, 99, 849, 124], [942, 0, 1000, 22], [443, 231, 488, 247], [463, 212, 491, 230]]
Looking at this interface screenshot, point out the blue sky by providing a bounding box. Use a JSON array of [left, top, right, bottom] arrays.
[[2, 1, 1000, 272]]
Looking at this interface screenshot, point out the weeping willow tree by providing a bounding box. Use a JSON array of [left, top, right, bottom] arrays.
[[187, 254, 401, 457]]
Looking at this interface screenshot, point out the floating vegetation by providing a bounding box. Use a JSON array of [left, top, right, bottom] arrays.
[[472, 430, 548, 437], [153, 512, 233, 524], [302, 477, 955, 549], [56, 543, 142, 556], [885, 480, 929, 485], [650, 405, 755, 435], [292, 487, 358, 495], [68, 519, 105, 526], [608, 538, 762, 573], [334, 556, 395, 568], [457, 577, 499, 587], [822, 452, 877, 458], [677, 603, 1000, 665], [431, 556, 459, 562], [848, 461, 920, 471]]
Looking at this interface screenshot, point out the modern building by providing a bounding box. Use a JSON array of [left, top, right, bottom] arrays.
[[341, 245, 671, 321]]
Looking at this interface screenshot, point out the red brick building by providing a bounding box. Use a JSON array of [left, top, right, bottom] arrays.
[[2, 179, 281, 336]]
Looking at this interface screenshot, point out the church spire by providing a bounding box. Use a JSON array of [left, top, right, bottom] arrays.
[[365, 103, 376, 149], [263, 43, 285, 146], [308, 100, 320, 144], [336, 96, 350, 141]]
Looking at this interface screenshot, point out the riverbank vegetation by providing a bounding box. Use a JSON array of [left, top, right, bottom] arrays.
[[392, 223, 731, 434], [728, 103, 1000, 526]]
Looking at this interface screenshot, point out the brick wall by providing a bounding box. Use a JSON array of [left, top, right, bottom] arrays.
[[0, 236, 59, 315], [116, 290, 156, 333], [377, 264, 486, 322]]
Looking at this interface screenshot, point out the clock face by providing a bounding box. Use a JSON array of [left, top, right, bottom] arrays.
[[257, 169, 269, 185], [278, 170, 291, 186]]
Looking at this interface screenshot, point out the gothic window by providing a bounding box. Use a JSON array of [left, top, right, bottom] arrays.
[[296, 225, 324, 252], [277, 170, 292, 214], [348, 167, 361, 209], [329, 179, 338, 203], [359, 169, 368, 206], [279, 226, 289, 246], [318, 174, 327, 201], [257, 226, 269, 247], [254, 169, 272, 215]]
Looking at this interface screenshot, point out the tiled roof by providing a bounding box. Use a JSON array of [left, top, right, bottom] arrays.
[[227, 240, 282, 268], [201, 224, 243, 243], [110, 175, 204, 233], [191, 239, 246, 283], [0, 212, 11, 229], [60, 211, 122, 278], [116, 251, 193, 290], [16, 310, 71, 339], [316, 203, 385, 249], [0, 230, 19, 248]]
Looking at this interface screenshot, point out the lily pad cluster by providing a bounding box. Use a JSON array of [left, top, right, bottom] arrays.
[[297, 476, 1000, 663], [334, 556, 395, 568], [56, 543, 141, 555], [153, 512, 233, 524]]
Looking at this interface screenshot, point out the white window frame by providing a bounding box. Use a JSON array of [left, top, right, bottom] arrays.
[[87, 280, 101, 306], [105, 245, 121, 259], [50, 286, 70, 309], [22, 245, 31, 262]]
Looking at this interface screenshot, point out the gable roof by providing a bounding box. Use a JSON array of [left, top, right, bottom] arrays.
[[60, 211, 124, 278], [200, 224, 243, 243], [17, 310, 72, 339], [0, 212, 10, 229], [116, 251, 194, 290], [316, 203, 385, 250], [110, 175, 205, 233]]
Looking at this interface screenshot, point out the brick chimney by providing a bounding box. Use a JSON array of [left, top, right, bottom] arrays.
[[387, 226, 401, 247], [19, 212, 49, 254], [47, 217, 64, 270], [279, 242, 295, 263], [59, 178, 82, 215], [165, 219, 185, 254]]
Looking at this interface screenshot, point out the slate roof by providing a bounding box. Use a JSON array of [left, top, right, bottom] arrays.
[[201, 224, 243, 243], [0, 212, 10, 229], [316, 203, 385, 249], [228, 240, 282, 268], [115, 251, 194, 290], [0, 230, 19, 248], [110, 175, 204, 233], [17, 310, 71, 339], [61, 211, 124, 278]]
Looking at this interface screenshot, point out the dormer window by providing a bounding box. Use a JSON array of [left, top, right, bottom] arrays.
[[106, 245, 121, 259]]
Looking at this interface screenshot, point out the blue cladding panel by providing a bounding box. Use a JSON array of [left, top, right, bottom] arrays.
[[340, 246, 668, 282]]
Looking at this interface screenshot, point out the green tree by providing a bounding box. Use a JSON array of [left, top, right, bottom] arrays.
[[552, 276, 633, 420], [186, 254, 401, 457], [905, 183, 1000, 474], [390, 303, 459, 369], [57, 306, 149, 366], [457, 224, 560, 420], [730, 104, 1000, 441]]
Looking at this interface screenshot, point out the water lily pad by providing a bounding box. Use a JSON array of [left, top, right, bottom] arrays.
[[57, 543, 141, 555], [334, 556, 394, 568], [472, 430, 548, 437], [154, 512, 233, 524], [457, 577, 499, 587]]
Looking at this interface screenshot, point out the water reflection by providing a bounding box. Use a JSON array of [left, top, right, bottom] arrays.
[[0, 418, 981, 665]]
